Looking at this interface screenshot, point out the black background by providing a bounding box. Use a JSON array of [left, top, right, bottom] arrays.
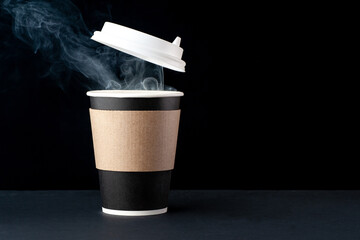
[[0, 1, 354, 190]]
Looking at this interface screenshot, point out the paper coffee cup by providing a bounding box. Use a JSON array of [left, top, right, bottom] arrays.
[[87, 90, 183, 216]]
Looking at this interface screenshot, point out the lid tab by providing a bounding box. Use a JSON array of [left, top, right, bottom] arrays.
[[172, 37, 181, 47]]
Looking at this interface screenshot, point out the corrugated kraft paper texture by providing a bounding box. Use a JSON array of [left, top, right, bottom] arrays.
[[89, 109, 181, 172]]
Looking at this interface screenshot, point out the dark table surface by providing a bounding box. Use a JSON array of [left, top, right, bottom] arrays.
[[1, 190, 360, 240]]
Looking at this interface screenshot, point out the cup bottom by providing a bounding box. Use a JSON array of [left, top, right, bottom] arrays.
[[102, 207, 168, 216]]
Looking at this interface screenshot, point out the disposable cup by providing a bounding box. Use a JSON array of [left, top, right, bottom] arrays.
[[87, 90, 183, 216]]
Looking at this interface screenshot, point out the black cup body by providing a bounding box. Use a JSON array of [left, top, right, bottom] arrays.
[[89, 91, 182, 215]]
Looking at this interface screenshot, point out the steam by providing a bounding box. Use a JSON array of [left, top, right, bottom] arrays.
[[0, 0, 173, 91]]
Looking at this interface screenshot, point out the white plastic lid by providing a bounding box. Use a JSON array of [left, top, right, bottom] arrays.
[[91, 22, 186, 72]]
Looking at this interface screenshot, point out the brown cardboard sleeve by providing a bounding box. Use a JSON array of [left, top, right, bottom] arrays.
[[89, 109, 181, 172]]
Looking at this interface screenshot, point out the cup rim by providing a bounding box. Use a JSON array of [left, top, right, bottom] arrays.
[[86, 90, 184, 98]]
